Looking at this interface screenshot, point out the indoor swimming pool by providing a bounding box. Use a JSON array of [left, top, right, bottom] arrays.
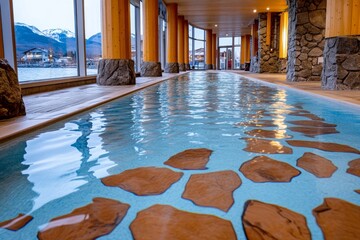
[[0, 72, 359, 239]]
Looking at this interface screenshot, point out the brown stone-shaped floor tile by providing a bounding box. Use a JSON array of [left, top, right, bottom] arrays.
[[245, 129, 293, 139], [289, 111, 324, 121], [182, 170, 241, 212], [355, 190, 360, 194], [164, 148, 213, 170], [235, 120, 277, 127], [288, 120, 337, 128], [313, 198, 360, 240], [101, 167, 183, 196], [297, 152, 338, 178], [38, 197, 129, 240], [287, 140, 360, 154], [288, 126, 339, 137], [242, 138, 293, 154], [0, 214, 33, 231], [242, 200, 311, 240], [239, 155, 300, 182], [130, 204, 236, 240], [347, 158, 360, 177]]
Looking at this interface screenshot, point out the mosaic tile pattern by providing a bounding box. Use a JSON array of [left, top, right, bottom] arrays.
[[297, 152, 338, 178], [182, 170, 241, 212], [101, 167, 183, 196], [240, 156, 301, 182], [0, 214, 33, 231], [313, 198, 360, 240], [37, 198, 129, 240], [242, 200, 311, 240], [130, 204, 237, 240]]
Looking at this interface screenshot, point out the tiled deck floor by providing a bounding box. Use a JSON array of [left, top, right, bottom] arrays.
[[0, 70, 359, 143]]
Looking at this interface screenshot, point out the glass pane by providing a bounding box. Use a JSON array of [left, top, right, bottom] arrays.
[[189, 38, 193, 68], [234, 37, 240, 45], [219, 47, 227, 70], [219, 37, 233, 46], [189, 25, 193, 38], [140, 1, 143, 65], [234, 46, 240, 69], [194, 27, 204, 40], [130, 4, 136, 70], [13, 0, 78, 82], [194, 40, 205, 69], [85, 0, 101, 75]]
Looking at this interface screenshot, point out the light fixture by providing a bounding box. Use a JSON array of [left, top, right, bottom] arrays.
[[226, 33, 229, 36], [253, 9, 257, 13], [214, 24, 218, 27], [266, 7, 270, 11]]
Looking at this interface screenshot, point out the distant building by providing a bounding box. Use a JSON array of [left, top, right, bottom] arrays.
[[21, 48, 50, 64]]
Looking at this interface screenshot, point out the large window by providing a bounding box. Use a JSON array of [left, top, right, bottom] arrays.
[[1, 0, 141, 82], [13, 0, 78, 82], [188, 25, 205, 69], [84, 0, 101, 75]]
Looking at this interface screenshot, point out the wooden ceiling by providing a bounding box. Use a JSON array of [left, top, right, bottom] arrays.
[[163, 0, 288, 37]]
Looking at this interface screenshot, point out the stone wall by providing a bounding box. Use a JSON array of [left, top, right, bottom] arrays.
[[287, 0, 326, 82], [322, 36, 360, 90]]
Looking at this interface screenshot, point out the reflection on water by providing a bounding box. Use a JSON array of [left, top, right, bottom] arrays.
[[0, 72, 360, 240]]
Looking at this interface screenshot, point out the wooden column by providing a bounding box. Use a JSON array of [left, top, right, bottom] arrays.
[[212, 33, 217, 69], [165, 3, 179, 73], [141, 0, 162, 76], [98, 0, 135, 85], [326, 0, 360, 37], [241, 35, 251, 69], [178, 16, 185, 71], [184, 20, 189, 70], [251, 20, 258, 58], [101, 0, 131, 59], [205, 29, 213, 69], [266, 12, 271, 45]]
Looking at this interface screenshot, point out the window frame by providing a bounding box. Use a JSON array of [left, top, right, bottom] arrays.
[[0, 0, 142, 86]]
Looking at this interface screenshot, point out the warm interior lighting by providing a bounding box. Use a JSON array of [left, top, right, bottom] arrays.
[[279, 11, 289, 59], [266, 7, 270, 11], [226, 33, 229, 36], [253, 9, 257, 13], [214, 24, 218, 27]]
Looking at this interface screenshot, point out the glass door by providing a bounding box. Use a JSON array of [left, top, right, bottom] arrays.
[[219, 47, 233, 70]]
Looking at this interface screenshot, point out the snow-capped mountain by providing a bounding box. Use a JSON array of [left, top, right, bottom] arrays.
[[43, 28, 76, 42], [15, 22, 48, 37]]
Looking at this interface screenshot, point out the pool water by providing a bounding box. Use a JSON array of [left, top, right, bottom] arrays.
[[0, 72, 359, 239]]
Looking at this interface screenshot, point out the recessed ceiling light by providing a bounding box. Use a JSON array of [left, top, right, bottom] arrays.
[[214, 24, 218, 27], [266, 7, 270, 11], [226, 33, 229, 36], [253, 9, 257, 13]]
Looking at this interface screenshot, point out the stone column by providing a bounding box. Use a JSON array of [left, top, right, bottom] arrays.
[[241, 35, 251, 70], [322, 0, 360, 90], [165, 3, 179, 73], [141, 0, 162, 77], [205, 29, 213, 69], [184, 20, 190, 70], [178, 16, 186, 71], [212, 33, 217, 70], [98, 0, 135, 85], [286, 0, 326, 82]]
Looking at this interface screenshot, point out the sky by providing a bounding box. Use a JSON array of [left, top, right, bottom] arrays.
[[13, 0, 101, 38]]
